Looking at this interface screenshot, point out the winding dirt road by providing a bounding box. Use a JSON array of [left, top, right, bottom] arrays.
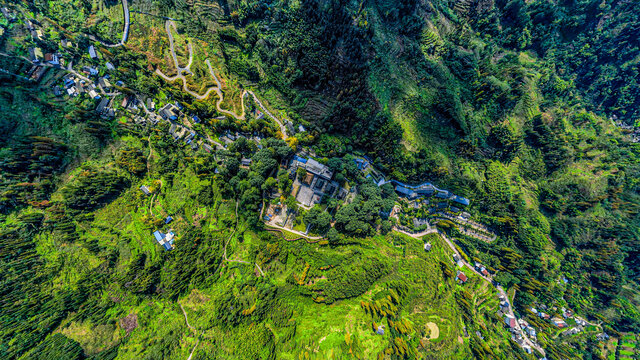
[[155, 20, 289, 138], [165, 20, 192, 73], [156, 22, 245, 119], [206, 60, 246, 119]]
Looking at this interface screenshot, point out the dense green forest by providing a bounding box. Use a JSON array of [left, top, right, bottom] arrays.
[[1, 0, 639, 359], [206, 0, 640, 335]]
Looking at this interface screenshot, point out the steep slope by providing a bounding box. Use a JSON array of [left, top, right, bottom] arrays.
[[0, 0, 639, 359]]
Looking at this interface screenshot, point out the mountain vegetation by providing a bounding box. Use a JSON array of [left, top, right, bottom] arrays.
[[0, 0, 639, 359]]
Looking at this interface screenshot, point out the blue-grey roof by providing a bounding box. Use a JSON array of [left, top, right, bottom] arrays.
[[452, 195, 470, 206], [354, 158, 369, 170], [165, 216, 173, 224], [395, 185, 414, 196], [293, 155, 307, 164], [163, 242, 172, 251], [153, 231, 164, 242]]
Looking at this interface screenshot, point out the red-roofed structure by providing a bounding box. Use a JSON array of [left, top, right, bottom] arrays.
[[505, 316, 516, 329], [457, 272, 468, 283]]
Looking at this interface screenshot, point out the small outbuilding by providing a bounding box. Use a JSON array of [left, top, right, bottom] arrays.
[[456, 271, 468, 284], [153, 230, 175, 251], [88, 45, 98, 59], [504, 316, 516, 329]]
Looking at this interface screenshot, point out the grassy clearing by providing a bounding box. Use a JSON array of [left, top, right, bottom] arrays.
[[58, 320, 121, 355]]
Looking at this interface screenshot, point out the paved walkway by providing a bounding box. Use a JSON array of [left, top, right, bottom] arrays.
[[265, 223, 324, 241], [393, 226, 437, 238]]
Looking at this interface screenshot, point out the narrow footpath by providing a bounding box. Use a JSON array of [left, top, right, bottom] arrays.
[[222, 201, 265, 276], [179, 303, 199, 360]]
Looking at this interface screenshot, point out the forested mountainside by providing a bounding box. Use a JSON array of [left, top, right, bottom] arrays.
[[1, 0, 639, 359]]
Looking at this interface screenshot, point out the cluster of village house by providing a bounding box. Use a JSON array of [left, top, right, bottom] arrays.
[[530, 305, 591, 335], [499, 295, 538, 355], [459, 253, 609, 355], [265, 153, 476, 233], [5, 7, 618, 356], [0, 6, 123, 109], [0, 9, 66, 81], [134, 105, 278, 251], [498, 297, 602, 355], [1, 7, 159, 124], [59, 44, 135, 120], [447, 250, 600, 355]]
